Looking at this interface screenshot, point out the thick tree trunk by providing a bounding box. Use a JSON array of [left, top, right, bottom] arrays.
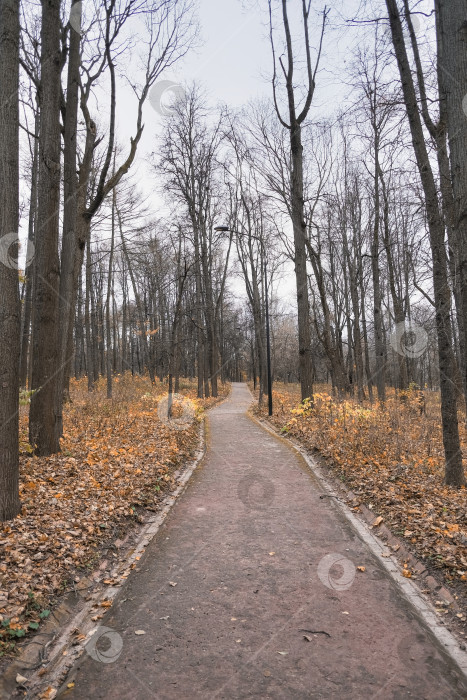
[[436, 0, 467, 416], [55, 0, 81, 431], [290, 124, 314, 402], [29, 0, 62, 455], [0, 0, 21, 520], [386, 0, 464, 486]]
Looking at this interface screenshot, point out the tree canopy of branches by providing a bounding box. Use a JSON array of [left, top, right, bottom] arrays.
[[1, 0, 466, 522]]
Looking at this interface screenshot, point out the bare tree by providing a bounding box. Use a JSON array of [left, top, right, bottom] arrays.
[[385, 0, 464, 486], [28, 0, 63, 455], [435, 0, 467, 414], [268, 0, 328, 403]]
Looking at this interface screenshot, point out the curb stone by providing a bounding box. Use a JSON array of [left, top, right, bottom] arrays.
[[250, 411, 467, 682], [1, 418, 207, 700]]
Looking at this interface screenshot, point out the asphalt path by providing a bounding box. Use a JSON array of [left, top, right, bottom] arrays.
[[58, 383, 467, 699]]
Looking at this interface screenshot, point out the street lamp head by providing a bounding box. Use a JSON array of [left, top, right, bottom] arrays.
[[214, 225, 230, 232]]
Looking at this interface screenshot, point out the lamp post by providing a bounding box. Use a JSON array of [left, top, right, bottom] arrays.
[[215, 225, 273, 416]]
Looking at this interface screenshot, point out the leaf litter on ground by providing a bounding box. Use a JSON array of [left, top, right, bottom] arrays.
[[255, 382, 467, 616], [0, 374, 227, 656]]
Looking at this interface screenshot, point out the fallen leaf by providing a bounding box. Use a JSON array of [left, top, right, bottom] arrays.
[[16, 674, 27, 684], [39, 688, 57, 700], [357, 566, 366, 572], [135, 630, 146, 635], [372, 516, 383, 528]]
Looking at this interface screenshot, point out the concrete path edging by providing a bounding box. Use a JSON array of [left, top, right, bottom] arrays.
[[10, 383, 467, 699], [250, 411, 467, 682], [3, 418, 207, 700]]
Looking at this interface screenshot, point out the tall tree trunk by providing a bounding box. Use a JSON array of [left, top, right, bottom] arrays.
[[106, 185, 116, 399], [0, 0, 21, 520], [290, 123, 314, 402], [19, 107, 39, 389], [269, 0, 327, 403], [435, 0, 467, 416], [371, 143, 386, 401], [85, 239, 94, 392], [55, 0, 81, 431], [29, 0, 62, 456], [193, 231, 204, 398], [379, 169, 408, 390], [386, 0, 464, 486]]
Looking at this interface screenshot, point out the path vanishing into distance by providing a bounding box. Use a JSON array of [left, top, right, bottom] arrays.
[[57, 384, 467, 699]]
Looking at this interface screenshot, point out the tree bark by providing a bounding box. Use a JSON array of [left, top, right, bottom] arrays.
[[55, 0, 81, 431], [435, 0, 467, 416], [0, 0, 21, 520], [269, 0, 327, 403], [386, 0, 464, 486], [29, 0, 62, 455], [290, 123, 314, 401], [19, 107, 39, 389]]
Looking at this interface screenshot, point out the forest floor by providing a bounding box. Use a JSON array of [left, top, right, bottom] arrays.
[[17, 383, 467, 699], [254, 382, 467, 633], [0, 375, 228, 660]]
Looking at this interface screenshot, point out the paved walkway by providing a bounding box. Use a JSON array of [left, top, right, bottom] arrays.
[[59, 384, 467, 699]]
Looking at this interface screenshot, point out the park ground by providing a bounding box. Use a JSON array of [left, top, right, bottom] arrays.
[[0, 377, 466, 689], [0, 376, 226, 662]]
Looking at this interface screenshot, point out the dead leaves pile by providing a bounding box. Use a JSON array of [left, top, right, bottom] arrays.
[[0, 375, 226, 654], [257, 383, 467, 588]]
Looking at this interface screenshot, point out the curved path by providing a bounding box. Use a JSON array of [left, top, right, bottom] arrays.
[[59, 383, 467, 699]]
